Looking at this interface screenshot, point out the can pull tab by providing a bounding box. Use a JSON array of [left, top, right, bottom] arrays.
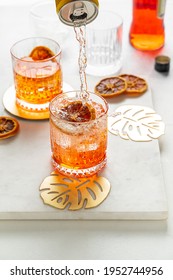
[[69, 2, 87, 22]]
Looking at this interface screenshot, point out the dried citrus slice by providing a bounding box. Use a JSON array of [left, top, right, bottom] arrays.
[[94, 76, 127, 97], [0, 116, 19, 139], [29, 46, 55, 60], [119, 74, 148, 94], [58, 101, 96, 122]]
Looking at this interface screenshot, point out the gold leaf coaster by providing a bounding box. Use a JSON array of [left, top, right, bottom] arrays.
[[108, 105, 165, 142], [40, 172, 111, 211]]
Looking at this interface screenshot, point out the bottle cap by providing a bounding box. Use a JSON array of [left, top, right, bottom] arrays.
[[155, 55, 170, 72]]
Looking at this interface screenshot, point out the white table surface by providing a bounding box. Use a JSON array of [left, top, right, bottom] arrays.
[[0, 0, 173, 260]]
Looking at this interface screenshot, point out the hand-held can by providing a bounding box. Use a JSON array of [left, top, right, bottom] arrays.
[[55, 0, 99, 26]]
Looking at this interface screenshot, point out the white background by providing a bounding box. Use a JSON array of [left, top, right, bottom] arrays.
[[0, 0, 173, 260]]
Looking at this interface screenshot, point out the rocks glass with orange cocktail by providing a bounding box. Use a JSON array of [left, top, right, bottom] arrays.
[[49, 90, 108, 178], [10, 37, 62, 112]]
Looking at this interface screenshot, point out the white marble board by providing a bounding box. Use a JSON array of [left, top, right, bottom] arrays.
[[0, 87, 168, 220]]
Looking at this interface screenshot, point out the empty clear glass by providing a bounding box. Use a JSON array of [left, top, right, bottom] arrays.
[[86, 11, 123, 76]]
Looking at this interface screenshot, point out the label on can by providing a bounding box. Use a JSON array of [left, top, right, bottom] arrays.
[[157, 0, 166, 18]]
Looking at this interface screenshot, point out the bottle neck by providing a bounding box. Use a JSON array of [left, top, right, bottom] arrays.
[[132, 0, 166, 18]]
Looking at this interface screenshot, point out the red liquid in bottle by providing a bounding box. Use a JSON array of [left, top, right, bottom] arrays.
[[129, 0, 165, 51]]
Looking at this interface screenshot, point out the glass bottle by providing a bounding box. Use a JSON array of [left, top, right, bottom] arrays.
[[129, 0, 166, 51], [55, 0, 99, 26]]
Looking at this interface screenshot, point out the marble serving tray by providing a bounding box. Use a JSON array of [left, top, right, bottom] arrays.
[[0, 88, 168, 220]]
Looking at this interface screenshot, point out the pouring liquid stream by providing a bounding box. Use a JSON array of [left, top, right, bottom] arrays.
[[74, 20, 89, 100]]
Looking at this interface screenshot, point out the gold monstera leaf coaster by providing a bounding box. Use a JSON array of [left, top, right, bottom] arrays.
[[40, 172, 111, 210], [108, 105, 165, 142]]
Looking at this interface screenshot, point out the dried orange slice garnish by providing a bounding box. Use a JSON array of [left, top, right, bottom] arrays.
[[94, 76, 127, 97], [119, 74, 148, 94], [58, 101, 96, 122], [29, 46, 55, 60], [0, 116, 19, 140]]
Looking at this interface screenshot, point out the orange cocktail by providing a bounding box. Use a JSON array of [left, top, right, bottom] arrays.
[[11, 37, 62, 112], [49, 91, 108, 177]]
